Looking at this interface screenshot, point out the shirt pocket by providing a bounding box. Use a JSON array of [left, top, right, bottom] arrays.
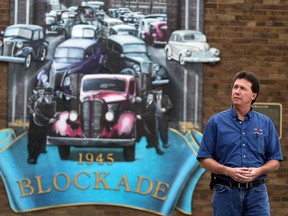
[[246, 133, 266, 154]]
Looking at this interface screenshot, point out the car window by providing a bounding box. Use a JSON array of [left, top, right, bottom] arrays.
[[107, 40, 113, 50], [129, 80, 135, 95], [160, 25, 167, 30], [83, 79, 126, 92], [86, 46, 93, 58], [4, 27, 32, 39], [55, 47, 84, 59], [32, 31, 39, 40], [183, 34, 195, 41], [39, 30, 44, 39], [123, 44, 146, 53], [112, 43, 122, 53]]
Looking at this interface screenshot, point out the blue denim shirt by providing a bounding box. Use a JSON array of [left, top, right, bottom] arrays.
[[197, 106, 283, 181]]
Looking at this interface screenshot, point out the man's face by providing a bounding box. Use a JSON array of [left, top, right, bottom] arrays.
[[44, 94, 53, 104], [38, 89, 45, 97], [231, 78, 257, 107], [147, 93, 154, 102]]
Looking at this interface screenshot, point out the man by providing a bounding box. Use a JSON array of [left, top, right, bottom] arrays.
[[197, 70, 283, 215], [27, 87, 56, 164], [138, 91, 164, 155], [153, 87, 173, 148]]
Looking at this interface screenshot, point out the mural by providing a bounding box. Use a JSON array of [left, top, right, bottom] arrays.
[[0, 0, 220, 215]]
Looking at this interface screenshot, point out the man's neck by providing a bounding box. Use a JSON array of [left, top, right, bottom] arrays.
[[233, 105, 251, 121]]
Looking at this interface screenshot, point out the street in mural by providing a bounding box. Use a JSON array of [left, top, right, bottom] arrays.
[[0, 1, 220, 215]]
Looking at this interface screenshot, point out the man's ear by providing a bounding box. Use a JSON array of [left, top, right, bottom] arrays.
[[252, 93, 257, 100]]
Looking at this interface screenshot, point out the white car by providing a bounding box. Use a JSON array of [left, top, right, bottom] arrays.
[[164, 30, 221, 65], [100, 18, 123, 38], [71, 24, 100, 40], [138, 18, 158, 40]]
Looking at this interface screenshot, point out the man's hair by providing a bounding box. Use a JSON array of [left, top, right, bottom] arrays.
[[233, 70, 260, 104]]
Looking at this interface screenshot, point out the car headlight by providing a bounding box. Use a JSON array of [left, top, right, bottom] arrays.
[[210, 48, 220, 56], [68, 110, 79, 122], [153, 63, 160, 72], [185, 49, 192, 56], [63, 76, 71, 87], [40, 74, 48, 83], [133, 64, 140, 73], [16, 41, 23, 49], [105, 111, 114, 122]]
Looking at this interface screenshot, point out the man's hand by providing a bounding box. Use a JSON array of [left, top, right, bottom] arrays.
[[49, 118, 56, 124], [226, 167, 260, 183]]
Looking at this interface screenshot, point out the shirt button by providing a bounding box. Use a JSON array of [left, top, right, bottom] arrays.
[[243, 155, 246, 158], [243, 132, 245, 134], [243, 144, 245, 147]]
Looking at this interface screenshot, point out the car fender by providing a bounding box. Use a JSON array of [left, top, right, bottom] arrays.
[[100, 112, 136, 138], [51, 111, 83, 137], [18, 46, 33, 58], [34, 68, 49, 87]]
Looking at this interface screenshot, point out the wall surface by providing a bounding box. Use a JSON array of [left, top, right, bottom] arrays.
[[0, 0, 287, 215]]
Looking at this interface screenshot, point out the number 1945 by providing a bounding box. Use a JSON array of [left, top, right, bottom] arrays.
[[78, 153, 114, 165]]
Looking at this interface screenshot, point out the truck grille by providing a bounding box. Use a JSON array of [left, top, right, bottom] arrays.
[[49, 69, 64, 89], [82, 100, 103, 138], [3, 41, 16, 56]]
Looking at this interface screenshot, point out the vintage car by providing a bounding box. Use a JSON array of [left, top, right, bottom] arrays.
[[77, 5, 96, 24], [164, 30, 221, 65], [45, 9, 70, 35], [36, 38, 102, 98], [85, 1, 104, 12], [100, 18, 124, 38], [103, 35, 169, 86], [144, 13, 167, 21], [71, 24, 100, 40], [47, 74, 140, 161], [138, 18, 158, 40], [109, 24, 138, 37], [147, 21, 167, 46], [59, 11, 82, 39], [0, 24, 48, 68]]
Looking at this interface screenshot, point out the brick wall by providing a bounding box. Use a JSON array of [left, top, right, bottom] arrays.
[[195, 1, 288, 215], [0, 0, 287, 215]]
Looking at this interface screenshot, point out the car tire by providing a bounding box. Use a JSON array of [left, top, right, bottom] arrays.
[[120, 68, 135, 75], [58, 146, 71, 160], [123, 146, 135, 161], [40, 48, 47, 62], [166, 48, 172, 61], [24, 53, 32, 69], [179, 54, 186, 65]]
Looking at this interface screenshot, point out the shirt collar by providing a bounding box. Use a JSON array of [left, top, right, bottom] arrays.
[[229, 105, 254, 120]]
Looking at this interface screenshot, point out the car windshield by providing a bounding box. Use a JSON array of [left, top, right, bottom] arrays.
[[184, 33, 206, 42], [117, 29, 137, 36], [4, 27, 32, 39], [83, 79, 126, 92], [54, 47, 84, 62], [123, 44, 146, 53], [72, 29, 95, 38], [125, 53, 150, 61], [160, 25, 167, 30]]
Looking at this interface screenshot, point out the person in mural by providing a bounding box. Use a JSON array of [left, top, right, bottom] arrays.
[[197, 70, 283, 215], [138, 91, 164, 155], [153, 86, 173, 148], [27, 87, 56, 164], [27, 84, 46, 153]]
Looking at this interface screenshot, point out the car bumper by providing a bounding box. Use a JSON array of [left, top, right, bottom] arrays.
[[153, 40, 166, 45], [47, 136, 135, 147], [184, 56, 220, 63], [0, 56, 25, 64]]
